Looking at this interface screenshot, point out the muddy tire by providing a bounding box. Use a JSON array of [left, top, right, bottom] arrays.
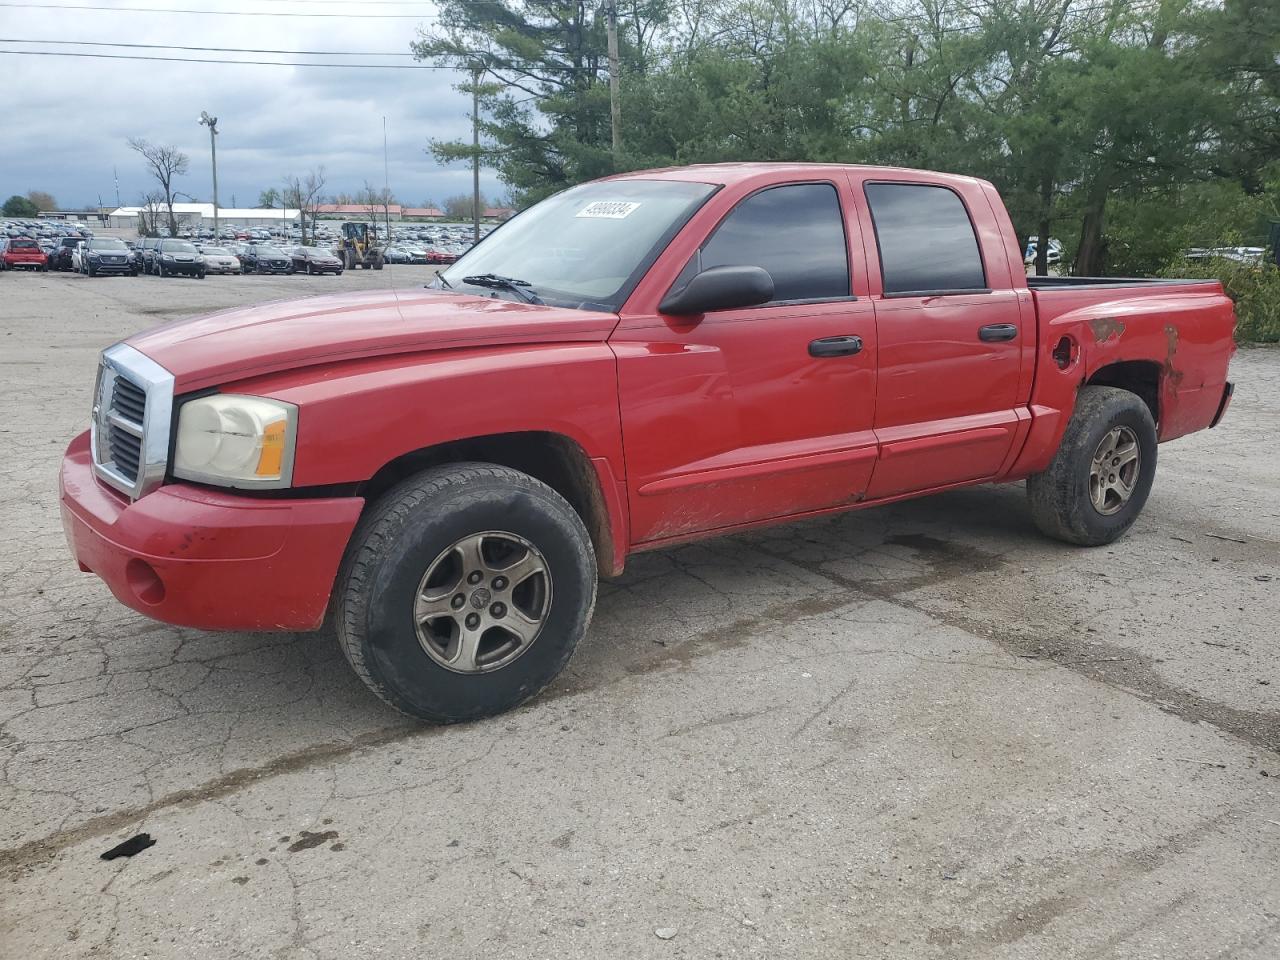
[[335, 463, 597, 723], [1027, 386, 1158, 546]]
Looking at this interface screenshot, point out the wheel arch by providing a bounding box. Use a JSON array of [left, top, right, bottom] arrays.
[[1086, 359, 1162, 426], [360, 430, 626, 577]]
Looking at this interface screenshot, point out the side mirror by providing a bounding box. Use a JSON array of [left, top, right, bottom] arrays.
[[660, 264, 774, 315]]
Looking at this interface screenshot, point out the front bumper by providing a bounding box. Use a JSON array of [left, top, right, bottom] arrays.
[[60, 432, 364, 631], [159, 259, 203, 275], [87, 259, 133, 274]]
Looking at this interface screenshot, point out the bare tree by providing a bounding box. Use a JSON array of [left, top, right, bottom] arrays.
[[26, 190, 57, 213], [281, 167, 327, 244], [127, 138, 189, 236], [357, 181, 396, 238], [442, 193, 490, 221], [138, 192, 165, 237]]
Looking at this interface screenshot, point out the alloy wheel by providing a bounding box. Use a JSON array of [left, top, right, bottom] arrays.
[[1089, 425, 1141, 515], [413, 531, 553, 674]]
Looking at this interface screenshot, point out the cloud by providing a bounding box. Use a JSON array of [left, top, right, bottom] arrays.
[[0, 3, 505, 208]]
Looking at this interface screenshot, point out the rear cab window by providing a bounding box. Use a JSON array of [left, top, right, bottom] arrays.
[[863, 182, 987, 296]]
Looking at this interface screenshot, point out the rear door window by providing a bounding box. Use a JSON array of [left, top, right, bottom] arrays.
[[864, 183, 986, 295], [698, 182, 850, 304]]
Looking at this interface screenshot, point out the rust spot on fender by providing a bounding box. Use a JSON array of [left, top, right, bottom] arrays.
[[1164, 324, 1185, 388], [1088, 317, 1126, 344]]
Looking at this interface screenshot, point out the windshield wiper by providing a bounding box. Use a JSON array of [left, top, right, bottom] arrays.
[[462, 273, 544, 305]]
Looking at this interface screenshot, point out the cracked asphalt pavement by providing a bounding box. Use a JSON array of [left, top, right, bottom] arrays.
[[1, 268, 1278, 959]]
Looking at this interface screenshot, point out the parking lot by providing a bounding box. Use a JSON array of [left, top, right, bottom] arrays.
[[1, 269, 1278, 958]]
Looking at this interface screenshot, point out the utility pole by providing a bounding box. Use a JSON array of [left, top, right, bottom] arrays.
[[198, 111, 220, 240], [112, 167, 121, 208], [383, 116, 392, 244], [606, 0, 622, 158], [471, 64, 482, 244]]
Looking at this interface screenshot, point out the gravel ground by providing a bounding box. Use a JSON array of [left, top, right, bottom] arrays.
[[1, 268, 1277, 959]]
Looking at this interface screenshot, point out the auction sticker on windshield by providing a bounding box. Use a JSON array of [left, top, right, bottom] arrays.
[[576, 201, 640, 219]]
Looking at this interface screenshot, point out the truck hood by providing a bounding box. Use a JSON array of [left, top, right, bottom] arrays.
[[126, 288, 620, 391]]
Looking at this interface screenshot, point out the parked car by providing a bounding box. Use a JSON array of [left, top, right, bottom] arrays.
[[77, 237, 137, 276], [425, 248, 459, 265], [136, 237, 162, 273], [58, 163, 1237, 724], [290, 246, 344, 275], [48, 236, 83, 271], [1184, 246, 1266, 264], [1, 237, 48, 270], [240, 243, 294, 275], [382, 245, 412, 265], [153, 238, 205, 278], [1024, 237, 1063, 266], [200, 247, 242, 275]]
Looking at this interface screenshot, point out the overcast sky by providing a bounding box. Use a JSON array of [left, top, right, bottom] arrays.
[[0, 2, 505, 210]]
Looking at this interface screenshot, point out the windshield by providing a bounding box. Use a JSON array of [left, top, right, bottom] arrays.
[[88, 238, 127, 250], [257, 246, 285, 256], [437, 179, 716, 309], [161, 240, 198, 254], [203, 247, 231, 256]]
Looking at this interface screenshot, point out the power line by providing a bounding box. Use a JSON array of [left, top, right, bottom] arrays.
[[0, 49, 454, 67], [0, 2, 435, 16], [0, 38, 416, 56]]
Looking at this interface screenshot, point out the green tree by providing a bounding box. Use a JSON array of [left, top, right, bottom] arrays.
[[257, 187, 281, 209], [2, 195, 38, 217], [414, 0, 1280, 286], [413, 0, 636, 205]]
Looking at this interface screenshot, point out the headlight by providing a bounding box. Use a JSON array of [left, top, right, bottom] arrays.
[[162, 254, 174, 261], [173, 395, 297, 488]]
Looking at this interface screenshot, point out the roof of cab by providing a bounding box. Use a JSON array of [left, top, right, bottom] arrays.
[[601, 162, 989, 190]]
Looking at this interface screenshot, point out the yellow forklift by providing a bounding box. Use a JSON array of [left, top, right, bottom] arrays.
[[337, 222, 385, 271]]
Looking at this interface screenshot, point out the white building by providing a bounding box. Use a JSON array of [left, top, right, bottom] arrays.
[[107, 203, 300, 232]]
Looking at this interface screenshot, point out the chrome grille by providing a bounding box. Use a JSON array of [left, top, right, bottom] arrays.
[[91, 343, 175, 499], [111, 377, 147, 423]]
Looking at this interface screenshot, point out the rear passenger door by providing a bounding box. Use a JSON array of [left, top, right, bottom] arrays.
[[851, 176, 1028, 499]]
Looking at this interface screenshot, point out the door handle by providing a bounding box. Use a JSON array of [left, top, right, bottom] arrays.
[[809, 335, 864, 358], [979, 323, 1018, 342]]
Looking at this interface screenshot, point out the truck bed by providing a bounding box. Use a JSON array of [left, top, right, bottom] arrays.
[[1026, 275, 1210, 290]]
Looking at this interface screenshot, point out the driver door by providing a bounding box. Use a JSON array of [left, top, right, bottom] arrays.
[[611, 180, 879, 544]]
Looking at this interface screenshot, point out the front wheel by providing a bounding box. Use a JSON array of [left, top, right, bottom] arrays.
[[335, 463, 597, 723], [1027, 386, 1158, 546]]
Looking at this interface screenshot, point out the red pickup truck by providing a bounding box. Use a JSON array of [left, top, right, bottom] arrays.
[[60, 163, 1236, 722]]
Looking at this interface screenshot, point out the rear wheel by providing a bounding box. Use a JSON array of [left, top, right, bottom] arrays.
[[335, 463, 597, 723], [1027, 386, 1158, 546]]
